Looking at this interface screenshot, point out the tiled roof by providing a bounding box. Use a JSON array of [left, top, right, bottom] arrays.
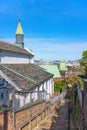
[[40, 65, 61, 78], [0, 64, 53, 90], [0, 75, 3, 79], [0, 40, 34, 56]]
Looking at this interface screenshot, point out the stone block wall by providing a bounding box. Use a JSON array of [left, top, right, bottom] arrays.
[[0, 99, 61, 130]]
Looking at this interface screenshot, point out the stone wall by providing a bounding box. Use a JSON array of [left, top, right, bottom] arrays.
[[83, 80, 87, 129], [0, 99, 61, 130]]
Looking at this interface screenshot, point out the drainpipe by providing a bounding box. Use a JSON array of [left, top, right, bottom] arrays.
[[12, 89, 15, 126]]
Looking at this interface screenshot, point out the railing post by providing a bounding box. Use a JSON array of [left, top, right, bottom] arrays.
[[30, 92, 32, 117]]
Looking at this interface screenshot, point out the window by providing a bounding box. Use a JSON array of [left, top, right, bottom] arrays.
[[1, 93, 3, 99]]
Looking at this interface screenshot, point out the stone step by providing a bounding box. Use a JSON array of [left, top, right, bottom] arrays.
[[34, 98, 69, 130]]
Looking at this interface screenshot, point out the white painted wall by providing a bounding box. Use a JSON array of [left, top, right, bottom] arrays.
[[29, 55, 34, 63], [15, 94, 25, 109], [14, 77, 54, 109], [0, 77, 54, 110], [0, 51, 34, 64]]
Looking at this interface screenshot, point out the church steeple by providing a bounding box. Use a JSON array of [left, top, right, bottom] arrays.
[[16, 20, 23, 35], [15, 19, 24, 48]]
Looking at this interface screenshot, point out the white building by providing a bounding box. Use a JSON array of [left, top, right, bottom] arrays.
[[0, 41, 35, 64], [0, 20, 54, 110], [0, 20, 34, 64], [0, 64, 53, 110]]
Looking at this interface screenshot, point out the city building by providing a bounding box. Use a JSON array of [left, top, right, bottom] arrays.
[[40, 64, 61, 81]]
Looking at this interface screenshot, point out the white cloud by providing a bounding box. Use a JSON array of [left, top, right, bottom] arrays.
[[24, 37, 87, 52], [4, 37, 87, 60], [24, 37, 87, 60]]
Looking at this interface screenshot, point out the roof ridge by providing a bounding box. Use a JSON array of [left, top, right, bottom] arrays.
[[0, 40, 34, 55], [0, 40, 14, 45], [0, 40, 26, 50]]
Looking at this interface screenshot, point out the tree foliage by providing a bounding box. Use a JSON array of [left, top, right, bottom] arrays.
[[65, 74, 84, 89], [65, 74, 78, 86], [80, 50, 87, 75], [71, 87, 81, 130], [54, 80, 67, 92], [82, 50, 87, 59]]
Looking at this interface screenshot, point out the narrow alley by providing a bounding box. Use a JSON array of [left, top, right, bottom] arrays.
[[35, 92, 70, 130]]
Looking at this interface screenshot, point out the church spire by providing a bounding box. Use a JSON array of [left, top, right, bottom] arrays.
[[15, 19, 24, 48], [16, 19, 23, 35]]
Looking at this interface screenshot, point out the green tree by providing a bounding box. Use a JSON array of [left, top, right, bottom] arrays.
[[65, 74, 84, 89], [80, 50, 87, 75], [54, 80, 67, 92], [65, 74, 78, 86]]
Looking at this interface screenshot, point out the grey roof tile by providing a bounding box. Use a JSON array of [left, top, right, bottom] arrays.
[[0, 64, 53, 90], [0, 40, 33, 56]]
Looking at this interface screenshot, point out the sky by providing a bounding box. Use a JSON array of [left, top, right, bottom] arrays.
[[0, 0, 87, 61]]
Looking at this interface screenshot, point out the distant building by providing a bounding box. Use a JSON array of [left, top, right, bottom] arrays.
[[40, 64, 61, 81], [59, 62, 67, 79], [66, 60, 80, 67]]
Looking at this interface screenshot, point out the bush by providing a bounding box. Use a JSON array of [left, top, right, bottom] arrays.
[[54, 80, 67, 92]]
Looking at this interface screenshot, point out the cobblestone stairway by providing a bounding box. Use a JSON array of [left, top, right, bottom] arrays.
[[35, 98, 69, 130]]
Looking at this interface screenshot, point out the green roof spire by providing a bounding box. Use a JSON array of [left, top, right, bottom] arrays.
[[59, 62, 67, 71], [15, 19, 24, 48], [16, 20, 23, 35]]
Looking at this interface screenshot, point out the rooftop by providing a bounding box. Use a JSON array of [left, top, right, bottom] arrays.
[[0, 64, 53, 90], [0, 40, 34, 56], [39, 65, 61, 78]]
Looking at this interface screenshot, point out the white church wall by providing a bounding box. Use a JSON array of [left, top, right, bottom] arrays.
[[29, 55, 34, 63], [15, 94, 25, 110], [43, 81, 46, 91], [47, 78, 54, 96], [51, 78, 54, 94], [33, 87, 38, 100], [0, 77, 54, 110], [25, 93, 30, 104], [15, 79, 54, 109], [0, 51, 34, 64]]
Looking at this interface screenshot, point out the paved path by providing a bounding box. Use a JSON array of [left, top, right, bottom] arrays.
[[50, 100, 69, 130], [36, 98, 69, 130]]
